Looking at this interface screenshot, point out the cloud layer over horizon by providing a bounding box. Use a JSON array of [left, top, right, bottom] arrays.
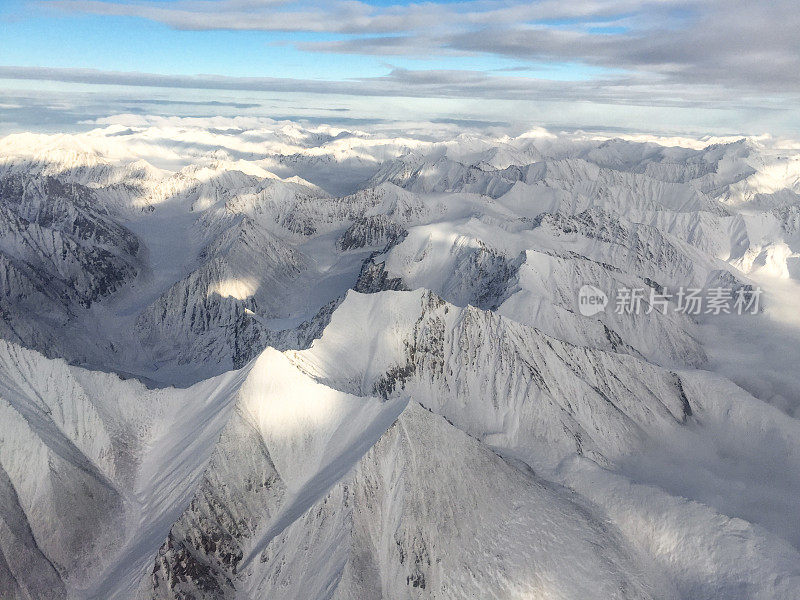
[[1, 0, 798, 135]]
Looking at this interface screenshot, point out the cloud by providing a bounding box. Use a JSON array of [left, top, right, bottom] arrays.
[[46, 0, 686, 34], [5, 0, 800, 138], [44, 0, 799, 101], [1, 64, 790, 111], [122, 99, 263, 109], [44, 0, 452, 34], [445, 0, 800, 95], [278, 1, 800, 100]]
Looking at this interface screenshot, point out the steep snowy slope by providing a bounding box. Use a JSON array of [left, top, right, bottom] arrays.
[[355, 205, 712, 366], [0, 172, 143, 364], [269, 289, 800, 600], [241, 401, 675, 600], [0, 340, 248, 599], [132, 329, 675, 600], [143, 349, 409, 599], [133, 216, 305, 370], [138, 289, 800, 600]]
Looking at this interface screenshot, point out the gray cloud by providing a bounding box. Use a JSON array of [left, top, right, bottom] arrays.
[[446, 0, 800, 95], [42, 0, 800, 105], [0, 64, 786, 111]]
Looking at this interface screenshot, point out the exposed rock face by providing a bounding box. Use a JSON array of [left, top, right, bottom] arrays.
[[0, 175, 140, 299], [149, 411, 286, 600], [337, 215, 407, 251]]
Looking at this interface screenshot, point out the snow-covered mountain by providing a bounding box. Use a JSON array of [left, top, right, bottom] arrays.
[[1, 121, 799, 599]]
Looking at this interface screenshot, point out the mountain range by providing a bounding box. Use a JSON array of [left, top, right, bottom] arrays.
[[0, 121, 799, 599]]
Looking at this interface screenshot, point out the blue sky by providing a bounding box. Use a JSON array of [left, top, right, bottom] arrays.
[[0, 0, 798, 135], [0, 1, 603, 80]]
